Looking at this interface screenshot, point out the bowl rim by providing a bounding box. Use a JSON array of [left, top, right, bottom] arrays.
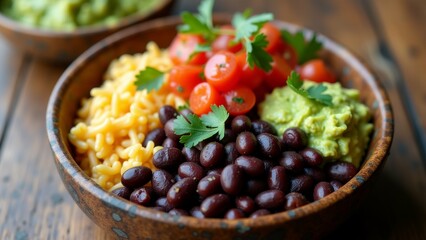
[[0, 0, 172, 37], [46, 14, 394, 230]]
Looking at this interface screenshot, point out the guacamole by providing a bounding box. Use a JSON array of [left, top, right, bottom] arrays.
[[259, 81, 373, 167], [0, 0, 159, 31]]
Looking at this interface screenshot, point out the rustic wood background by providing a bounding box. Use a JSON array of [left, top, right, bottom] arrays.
[[0, 0, 425, 239]]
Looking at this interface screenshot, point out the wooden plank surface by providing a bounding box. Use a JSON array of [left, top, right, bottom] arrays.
[[0, 38, 26, 146], [0, 0, 425, 239]]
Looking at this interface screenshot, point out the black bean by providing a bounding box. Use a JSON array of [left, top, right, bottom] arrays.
[[255, 190, 285, 209], [159, 105, 178, 125], [197, 174, 222, 198], [252, 120, 277, 136], [207, 168, 223, 176], [178, 162, 205, 181], [234, 156, 265, 177], [282, 127, 308, 150], [330, 180, 343, 191], [152, 170, 176, 197], [279, 151, 305, 173], [225, 208, 245, 219], [235, 196, 256, 214], [257, 133, 281, 159], [164, 119, 180, 141], [290, 175, 314, 194], [130, 187, 153, 206], [190, 206, 205, 219], [221, 164, 245, 195], [182, 147, 200, 163], [245, 179, 268, 197], [169, 209, 189, 216], [268, 166, 288, 192], [179, 108, 193, 119], [284, 192, 309, 210], [300, 147, 323, 167], [250, 209, 271, 218], [218, 129, 236, 145], [225, 142, 240, 165], [162, 138, 182, 148], [121, 166, 152, 189], [303, 167, 326, 183], [200, 142, 225, 168], [231, 115, 252, 134], [313, 182, 334, 201], [155, 197, 173, 212], [236, 131, 257, 155], [143, 128, 166, 147], [263, 160, 276, 173], [111, 187, 132, 200], [174, 174, 182, 182], [326, 161, 357, 183], [201, 194, 231, 218], [167, 178, 197, 208], [153, 147, 184, 170]]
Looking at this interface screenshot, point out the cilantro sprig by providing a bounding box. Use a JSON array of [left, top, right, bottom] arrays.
[[134, 67, 165, 91], [173, 105, 229, 148], [287, 71, 333, 106], [179, 0, 273, 71], [281, 30, 322, 65]]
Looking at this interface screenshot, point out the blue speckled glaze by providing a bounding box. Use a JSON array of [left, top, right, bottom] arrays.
[[372, 100, 379, 109], [288, 210, 297, 219], [355, 175, 365, 184], [128, 205, 137, 217], [235, 221, 250, 234], [112, 212, 122, 222], [112, 227, 129, 239]]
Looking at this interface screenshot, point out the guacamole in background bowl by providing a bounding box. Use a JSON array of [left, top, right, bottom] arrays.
[[259, 81, 373, 167], [0, 0, 159, 31]]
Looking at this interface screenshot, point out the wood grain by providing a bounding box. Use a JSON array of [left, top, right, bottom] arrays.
[[0, 38, 26, 147], [0, 0, 425, 239]]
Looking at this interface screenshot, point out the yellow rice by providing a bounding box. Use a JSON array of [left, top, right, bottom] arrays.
[[68, 42, 185, 191]]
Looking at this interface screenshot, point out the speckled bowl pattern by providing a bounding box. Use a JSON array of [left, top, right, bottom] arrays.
[[46, 16, 394, 240], [0, 0, 173, 63]]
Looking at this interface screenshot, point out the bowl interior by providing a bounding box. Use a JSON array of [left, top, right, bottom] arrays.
[[47, 15, 393, 237]]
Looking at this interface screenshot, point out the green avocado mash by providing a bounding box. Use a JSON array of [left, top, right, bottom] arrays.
[[259, 81, 373, 167], [0, 0, 158, 31]]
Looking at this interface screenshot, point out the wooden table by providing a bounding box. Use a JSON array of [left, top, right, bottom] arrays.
[[0, 0, 425, 239]]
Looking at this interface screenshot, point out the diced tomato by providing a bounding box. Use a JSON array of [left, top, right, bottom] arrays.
[[189, 82, 224, 115], [168, 34, 208, 65], [222, 86, 256, 116], [168, 65, 204, 99], [212, 25, 243, 53], [264, 54, 292, 88], [299, 59, 337, 83], [259, 22, 285, 54], [235, 52, 263, 89], [204, 51, 241, 92]]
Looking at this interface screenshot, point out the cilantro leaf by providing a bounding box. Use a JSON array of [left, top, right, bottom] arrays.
[[281, 30, 322, 64], [245, 34, 273, 71], [173, 105, 229, 147], [232, 12, 273, 41], [188, 43, 211, 62], [178, 0, 215, 40], [134, 67, 165, 92], [286, 71, 333, 106], [307, 84, 333, 106]]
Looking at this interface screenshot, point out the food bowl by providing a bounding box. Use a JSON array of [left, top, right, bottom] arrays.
[[46, 15, 393, 239], [0, 0, 173, 63]]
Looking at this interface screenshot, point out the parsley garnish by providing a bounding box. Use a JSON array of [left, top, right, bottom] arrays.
[[179, 0, 273, 71], [281, 30, 322, 65], [134, 67, 165, 91], [287, 71, 332, 106], [173, 105, 229, 147], [232, 97, 245, 104]]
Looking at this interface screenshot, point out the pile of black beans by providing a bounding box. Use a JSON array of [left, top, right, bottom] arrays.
[[111, 105, 358, 219]]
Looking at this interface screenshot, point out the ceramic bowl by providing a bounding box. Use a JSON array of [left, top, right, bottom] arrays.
[[0, 0, 173, 63], [46, 15, 394, 239]]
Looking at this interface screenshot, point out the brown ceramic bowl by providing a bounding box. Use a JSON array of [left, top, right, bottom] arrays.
[[0, 0, 173, 63], [46, 15, 394, 239]]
